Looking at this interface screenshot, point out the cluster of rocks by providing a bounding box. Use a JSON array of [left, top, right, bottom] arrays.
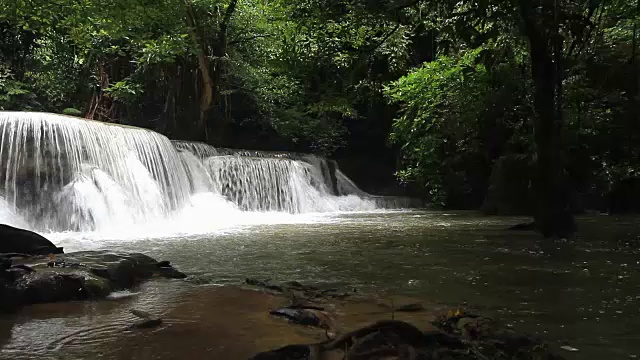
[[245, 278, 564, 360], [251, 317, 564, 360], [0, 224, 186, 312]]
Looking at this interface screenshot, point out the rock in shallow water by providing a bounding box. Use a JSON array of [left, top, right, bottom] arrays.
[[0, 250, 186, 311], [17, 272, 92, 303], [269, 307, 332, 329], [127, 309, 163, 330]]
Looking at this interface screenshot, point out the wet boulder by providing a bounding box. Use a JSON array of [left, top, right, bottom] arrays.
[[0, 224, 63, 255], [16, 272, 92, 304], [45, 251, 187, 289], [0, 251, 186, 310]]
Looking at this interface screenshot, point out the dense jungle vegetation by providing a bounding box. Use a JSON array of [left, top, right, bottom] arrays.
[[1, 0, 639, 236]]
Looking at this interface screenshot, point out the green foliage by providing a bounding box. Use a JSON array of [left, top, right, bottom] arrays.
[[386, 48, 490, 204], [0, 65, 36, 110], [1, 0, 639, 212], [104, 79, 144, 103]]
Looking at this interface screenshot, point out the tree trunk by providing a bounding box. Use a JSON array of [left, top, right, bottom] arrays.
[[520, 0, 576, 238], [183, 0, 213, 141], [209, 0, 239, 145]]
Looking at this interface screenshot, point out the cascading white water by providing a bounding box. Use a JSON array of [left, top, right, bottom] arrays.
[[174, 140, 377, 212], [0, 112, 192, 231], [202, 155, 374, 213], [0, 112, 386, 235], [0, 196, 28, 228]]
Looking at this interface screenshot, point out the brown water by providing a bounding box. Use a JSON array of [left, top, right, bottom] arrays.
[[1, 210, 640, 359]]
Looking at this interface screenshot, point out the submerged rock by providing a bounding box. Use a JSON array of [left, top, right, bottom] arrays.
[[245, 277, 352, 301], [270, 307, 332, 329], [0, 224, 63, 255], [127, 309, 163, 330]]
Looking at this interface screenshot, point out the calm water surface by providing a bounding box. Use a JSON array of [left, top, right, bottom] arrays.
[[2, 210, 640, 359]]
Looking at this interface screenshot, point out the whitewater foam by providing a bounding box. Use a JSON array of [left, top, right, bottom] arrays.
[[0, 112, 386, 239]]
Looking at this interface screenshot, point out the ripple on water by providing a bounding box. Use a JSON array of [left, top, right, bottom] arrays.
[[0, 281, 191, 360], [1, 317, 127, 360]]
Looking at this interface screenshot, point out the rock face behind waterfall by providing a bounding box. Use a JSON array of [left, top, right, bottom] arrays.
[[0, 224, 63, 255], [0, 250, 186, 312]]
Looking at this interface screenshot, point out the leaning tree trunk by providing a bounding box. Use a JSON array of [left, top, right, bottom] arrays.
[[520, 0, 576, 238]]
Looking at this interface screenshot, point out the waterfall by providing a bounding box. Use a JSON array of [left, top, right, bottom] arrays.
[[0, 112, 392, 234], [0, 112, 193, 231], [174, 141, 377, 213]]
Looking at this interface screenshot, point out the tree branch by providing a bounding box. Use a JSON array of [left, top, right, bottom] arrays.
[[220, 0, 239, 36], [566, 0, 606, 61], [360, 23, 401, 53]]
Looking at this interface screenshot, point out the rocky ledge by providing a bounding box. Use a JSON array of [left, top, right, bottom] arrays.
[[0, 225, 186, 312]]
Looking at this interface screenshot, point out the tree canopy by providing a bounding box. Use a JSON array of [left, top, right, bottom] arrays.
[[1, 0, 639, 236]]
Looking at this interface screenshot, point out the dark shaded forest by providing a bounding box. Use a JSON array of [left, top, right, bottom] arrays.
[[1, 0, 640, 236]]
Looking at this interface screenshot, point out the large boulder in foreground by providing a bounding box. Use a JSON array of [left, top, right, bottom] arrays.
[[0, 224, 63, 255], [0, 251, 186, 310]]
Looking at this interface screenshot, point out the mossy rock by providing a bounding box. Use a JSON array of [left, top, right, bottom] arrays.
[[81, 273, 113, 298], [61, 108, 83, 116]]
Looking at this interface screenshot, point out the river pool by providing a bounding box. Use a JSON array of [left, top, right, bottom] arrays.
[[2, 210, 639, 359]]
